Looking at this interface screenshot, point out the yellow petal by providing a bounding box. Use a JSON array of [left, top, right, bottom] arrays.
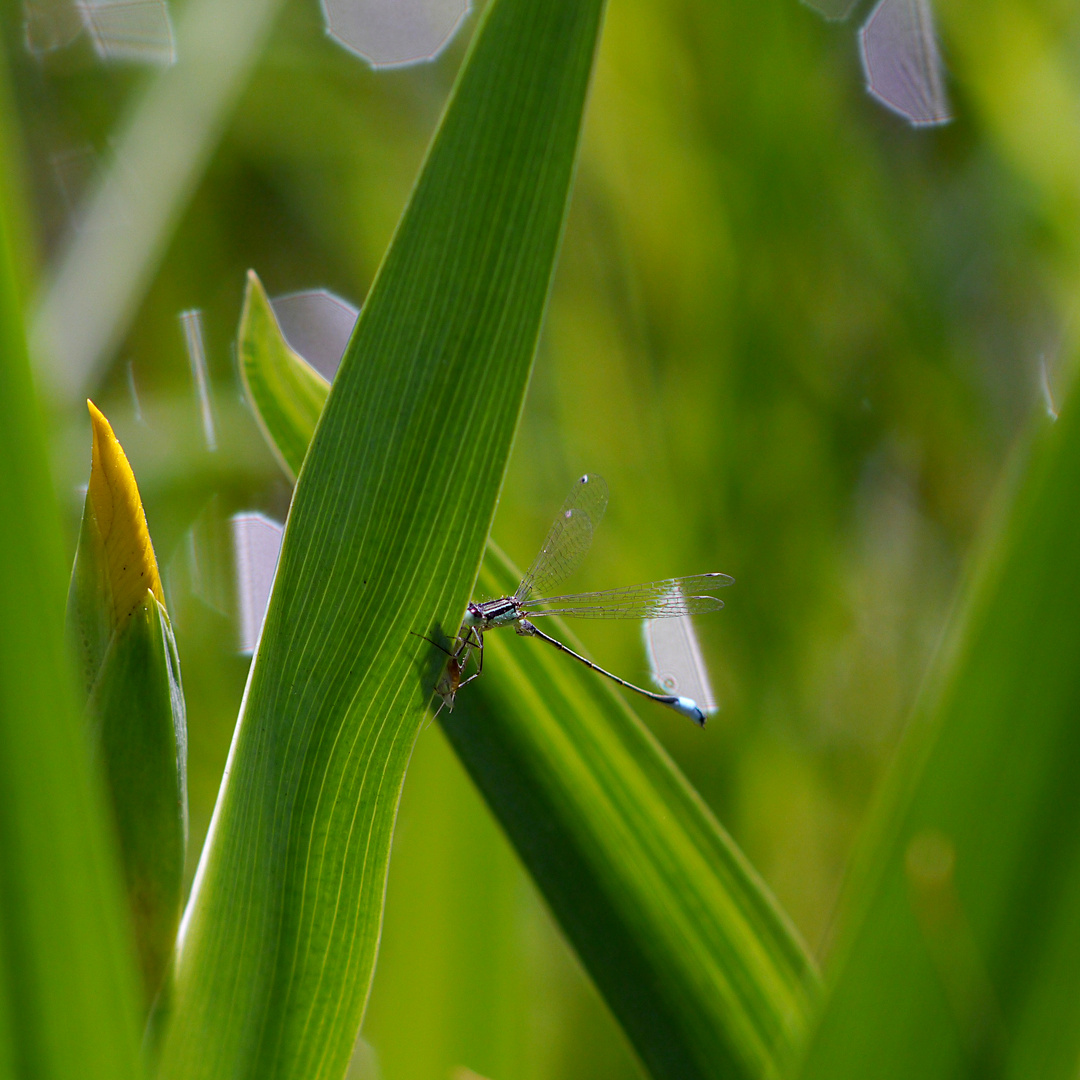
[[87, 400, 163, 627]]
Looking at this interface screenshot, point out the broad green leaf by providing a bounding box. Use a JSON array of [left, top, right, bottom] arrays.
[[237, 275, 329, 482], [158, 1, 607, 1077], [238, 267, 821, 1080], [797, 371, 1080, 1078], [445, 545, 821, 1080], [0, 51, 143, 1080], [68, 402, 187, 1014]]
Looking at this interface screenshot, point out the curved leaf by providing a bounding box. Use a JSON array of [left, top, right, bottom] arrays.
[[158, 1, 607, 1077], [235, 112, 820, 1080], [445, 545, 821, 1080], [237, 278, 329, 483]]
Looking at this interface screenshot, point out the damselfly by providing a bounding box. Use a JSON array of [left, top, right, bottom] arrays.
[[430, 474, 733, 725]]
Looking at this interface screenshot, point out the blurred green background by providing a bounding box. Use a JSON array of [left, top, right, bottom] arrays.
[[6, 0, 1069, 1076]]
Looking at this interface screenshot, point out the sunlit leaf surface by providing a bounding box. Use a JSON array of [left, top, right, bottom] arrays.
[[15, 0, 1080, 1074], [238, 274, 329, 483], [236, 150, 820, 1080], [446, 546, 820, 1080], [157, 0, 607, 1076]]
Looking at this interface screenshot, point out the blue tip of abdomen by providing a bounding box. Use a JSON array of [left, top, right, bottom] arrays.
[[671, 696, 707, 727]]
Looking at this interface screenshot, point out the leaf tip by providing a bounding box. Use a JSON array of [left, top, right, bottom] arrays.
[[86, 399, 164, 626], [243, 268, 268, 308]]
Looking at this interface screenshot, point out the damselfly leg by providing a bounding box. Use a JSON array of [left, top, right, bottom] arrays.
[[412, 626, 484, 716]]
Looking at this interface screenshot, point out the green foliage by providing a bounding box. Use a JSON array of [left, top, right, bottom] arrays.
[[797, 382, 1080, 1079], [68, 498, 114, 698], [85, 595, 188, 1014], [0, 55, 144, 1080], [238, 266, 820, 1080], [66, 402, 188, 1016], [447, 547, 820, 1080], [8, 0, 1080, 1076], [237, 274, 328, 482], [157, 1, 607, 1077]]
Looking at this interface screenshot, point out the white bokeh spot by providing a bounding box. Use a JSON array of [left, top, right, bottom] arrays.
[[859, 0, 951, 126], [321, 0, 470, 68]]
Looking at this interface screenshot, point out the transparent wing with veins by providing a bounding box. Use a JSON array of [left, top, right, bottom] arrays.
[[522, 573, 734, 620], [515, 474, 609, 603]]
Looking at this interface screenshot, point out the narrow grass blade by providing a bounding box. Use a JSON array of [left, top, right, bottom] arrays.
[[237, 207, 821, 1080], [0, 58, 143, 1080], [444, 545, 820, 1080], [158, 1, 607, 1077], [797, 372, 1080, 1078], [238, 274, 329, 482]]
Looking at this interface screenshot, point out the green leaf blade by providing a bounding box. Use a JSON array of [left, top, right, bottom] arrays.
[[88, 597, 188, 1013], [238, 276, 329, 482], [67, 502, 113, 700], [158, 1, 607, 1077], [797, 376, 1080, 1079], [0, 53, 144, 1080], [233, 82, 821, 1080], [443, 546, 819, 1080]]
